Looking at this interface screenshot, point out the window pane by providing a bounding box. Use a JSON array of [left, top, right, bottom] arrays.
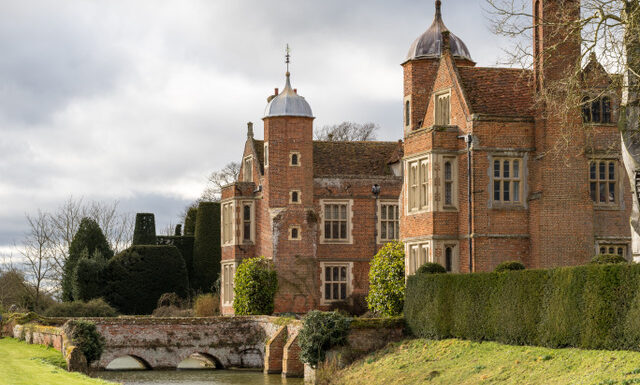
[[590, 182, 596, 201], [503, 181, 510, 201], [325, 267, 331, 282], [590, 162, 596, 179], [389, 222, 395, 239], [333, 267, 339, 281], [609, 247, 614, 254], [445, 162, 452, 180], [609, 162, 615, 180], [599, 183, 606, 203], [244, 205, 251, 220], [341, 267, 347, 281], [513, 181, 520, 202], [340, 205, 347, 219], [609, 182, 615, 203], [381, 222, 387, 239], [445, 247, 452, 272], [592, 99, 601, 122], [381, 206, 387, 220], [503, 160, 510, 178], [494, 181, 501, 201], [445, 183, 452, 205], [599, 162, 605, 180], [325, 284, 331, 300], [244, 223, 250, 240], [340, 222, 347, 239], [325, 206, 332, 220], [513, 160, 519, 178], [600, 247, 606, 254], [618, 247, 624, 256], [325, 222, 331, 238], [333, 283, 339, 300], [494, 160, 500, 178], [340, 283, 346, 299], [332, 222, 339, 238], [333, 205, 340, 219]]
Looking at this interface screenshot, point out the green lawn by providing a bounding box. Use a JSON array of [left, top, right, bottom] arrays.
[[331, 338, 640, 385], [0, 338, 115, 385]]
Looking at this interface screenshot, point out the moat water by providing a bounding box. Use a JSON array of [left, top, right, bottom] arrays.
[[94, 369, 305, 385]]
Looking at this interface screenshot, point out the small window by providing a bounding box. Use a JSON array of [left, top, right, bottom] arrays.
[[582, 96, 612, 123], [379, 203, 399, 242], [290, 190, 300, 204], [222, 202, 234, 245], [405, 100, 410, 127], [492, 157, 522, 204], [290, 152, 300, 166], [289, 226, 301, 240], [435, 92, 450, 125], [445, 247, 453, 272], [598, 244, 627, 257], [243, 157, 253, 182], [408, 161, 419, 211], [590, 160, 617, 205], [444, 161, 453, 206], [323, 202, 350, 242], [242, 204, 252, 242], [264, 143, 269, 167], [222, 263, 235, 305], [322, 264, 349, 302]]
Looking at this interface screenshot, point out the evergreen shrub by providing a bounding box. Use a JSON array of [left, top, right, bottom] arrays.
[[72, 250, 107, 302], [417, 262, 446, 275], [184, 207, 198, 236], [298, 310, 351, 368], [104, 245, 189, 314], [591, 254, 628, 264], [405, 263, 640, 351], [366, 241, 405, 317], [62, 218, 113, 302], [233, 256, 277, 315], [192, 202, 221, 292], [157, 235, 195, 291], [132, 213, 156, 245], [494, 261, 526, 272], [65, 320, 105, 364], [43, 298, 117, 317]]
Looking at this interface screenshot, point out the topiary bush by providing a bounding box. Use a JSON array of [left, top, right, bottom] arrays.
[[495, 261, 526, 272], [104, 245, 189, 314], [72, 250, 107, 302], [132, 213, 156, 245], [62, 218, 113, 302], [366, 241, 405, 317], [298, 310, 351, 368], [591, 254, 628, 264], [192, 202, 221, 293], [417, 262, 446, 275], [184, 206, 198, 236], [64, 320, 105, 365], [233, 257, 277, 315], [43, 298, 118, 317]]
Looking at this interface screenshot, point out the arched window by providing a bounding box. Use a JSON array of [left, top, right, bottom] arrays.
[[445, 247, 453, 272], [405, 100, 410, 127]]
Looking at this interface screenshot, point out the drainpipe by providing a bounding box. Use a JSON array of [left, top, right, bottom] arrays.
[[372, 184, 381, 255], [458, 134, 474, 272]]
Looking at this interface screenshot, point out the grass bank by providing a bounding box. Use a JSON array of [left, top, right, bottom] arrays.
[[328, 338, 640, 385], [0, 338, 114, 385]]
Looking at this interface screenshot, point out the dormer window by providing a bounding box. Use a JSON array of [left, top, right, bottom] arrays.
[[582, 96, 611, 123], [435, 92, 450, 125]]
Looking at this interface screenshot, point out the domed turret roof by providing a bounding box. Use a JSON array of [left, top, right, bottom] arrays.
[[406, 0, 472, 62], [264, 72, 313, 118]]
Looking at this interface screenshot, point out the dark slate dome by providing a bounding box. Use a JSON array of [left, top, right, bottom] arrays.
[[264, 72, 313, 118], [406, 0, 472, 62]]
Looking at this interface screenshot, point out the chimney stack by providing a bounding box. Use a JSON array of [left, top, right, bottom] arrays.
[[247, 122, 254, 138]]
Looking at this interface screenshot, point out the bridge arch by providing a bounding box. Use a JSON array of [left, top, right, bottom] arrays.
[[239, 348, 263, 368], [177, 352, 224, 370], [105, 355, 152, 370]]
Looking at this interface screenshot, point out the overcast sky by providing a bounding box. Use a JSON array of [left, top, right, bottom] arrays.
[[0, 0, 514, 251]]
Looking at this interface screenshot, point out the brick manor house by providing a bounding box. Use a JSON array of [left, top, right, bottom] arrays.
[[220, 0, 632, 314]]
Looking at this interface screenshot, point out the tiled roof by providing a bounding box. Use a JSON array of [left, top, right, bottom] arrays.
[[457, 67, 534, 117], [313, 141, 402, 177], [252, 139, 264, 174]]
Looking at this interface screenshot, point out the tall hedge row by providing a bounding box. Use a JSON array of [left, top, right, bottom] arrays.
[[192, 202, 221, 293], [104, 245, 189, 314], [405, 264, 640, 351]]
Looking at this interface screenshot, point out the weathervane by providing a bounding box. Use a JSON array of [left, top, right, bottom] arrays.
[[285, 44, 291, 74]]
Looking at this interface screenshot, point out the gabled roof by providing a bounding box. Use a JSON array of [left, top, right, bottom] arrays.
[[457, 67, 534, 117], [313, 141, 402, 178], [252, 138, 265, 175]]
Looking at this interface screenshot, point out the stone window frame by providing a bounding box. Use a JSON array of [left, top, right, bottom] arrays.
[[434, 90, 451, 126], [240, 200, 255, 244], [404, 95, 412, 130], [589, 158, 621, 208], [319, 262, 353, 305], [442, 156, 458, 210], [264, 142, 269, 168], [595, 240, 629, 259], [405, 240, 432, 276], [289, 225, 301, 241], [488, 154, 526, 208], [319, 199, 354, 244], [221, 261, 237, 306], [405, 154, 431, 215], [221, 200, 235, 246], [441, 242, 459, 273], [290, 189, 301, 204], [243, 156, 253, 182], [377, 199, 400, 244], [582, 95, 612, 124], [290, 151, 301, 167]]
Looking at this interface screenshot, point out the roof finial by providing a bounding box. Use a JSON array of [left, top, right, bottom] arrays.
[[285, 44, 291, 77], [435, 0, 442, 19]]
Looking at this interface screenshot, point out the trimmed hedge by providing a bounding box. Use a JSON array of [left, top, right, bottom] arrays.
[[132, 213, 156, 245], [494, 261, 526, 272], [157, 235, 195, 291], [417, 262, 446, 275], [366, 241, 405, 316], [104, 245, 189, 314], [192, 202, 221, 293], [184, 207, 197, 236], [233, 256, 277, 315], [72, 253, 106, 301], [405, 264, 640, 350], [591, 254, 628, 264]]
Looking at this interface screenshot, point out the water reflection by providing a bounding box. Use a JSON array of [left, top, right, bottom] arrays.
[[94, 369, 305, 385]]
